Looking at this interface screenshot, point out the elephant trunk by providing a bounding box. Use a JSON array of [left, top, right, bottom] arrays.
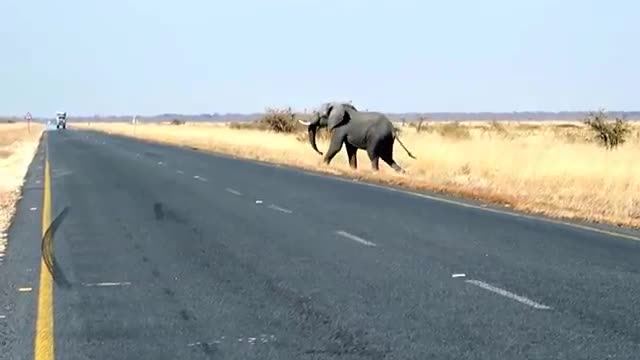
[[307, 123, 323, 155]]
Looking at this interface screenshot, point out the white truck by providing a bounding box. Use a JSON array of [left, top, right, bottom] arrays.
[[55, 111, 67, 129]]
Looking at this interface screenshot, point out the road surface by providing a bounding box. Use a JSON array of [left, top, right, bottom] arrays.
[[1, 127, 640, 359]]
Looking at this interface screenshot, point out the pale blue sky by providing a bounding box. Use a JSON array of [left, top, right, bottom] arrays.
[[1, 0, 638, 116]]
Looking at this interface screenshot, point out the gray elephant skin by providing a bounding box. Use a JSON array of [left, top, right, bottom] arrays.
[[298, 102, 416, 172]]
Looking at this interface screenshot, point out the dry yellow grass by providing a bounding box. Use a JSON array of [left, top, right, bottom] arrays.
[[76, 120, 640, 229], [0, 123, 44, 254]]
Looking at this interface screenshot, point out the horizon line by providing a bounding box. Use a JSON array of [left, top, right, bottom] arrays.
[[3, 109, 640, 119]]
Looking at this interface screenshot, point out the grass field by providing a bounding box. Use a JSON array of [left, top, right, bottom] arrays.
[[0, 123, 44, 252], [75, 117, 640, 229]]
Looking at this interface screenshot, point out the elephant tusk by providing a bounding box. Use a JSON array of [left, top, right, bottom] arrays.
[[298, 119, 311, 126]]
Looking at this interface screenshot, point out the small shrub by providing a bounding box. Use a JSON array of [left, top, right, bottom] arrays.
[[170, 119, 185, 125], [229, 121, 265, 130], [437, 121, 471, 140], [583, 109, 630, 149], [489, 120, 507, 135], [415, 116, 427, 133], [259, 107, 297, 133], [515, 123, 542, 131]]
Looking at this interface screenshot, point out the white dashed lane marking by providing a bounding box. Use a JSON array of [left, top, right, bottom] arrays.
[[188, 334, 276, 348], [267, 204, 292, 214], [464, 279, 551, 310], [335, 230, 377, 247], [82, 282, 132, 287], [225, 188, 242, 196], [177, 170, 184, 174], [193, 175, 207, 182]]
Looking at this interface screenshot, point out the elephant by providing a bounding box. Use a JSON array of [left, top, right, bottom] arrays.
[[298, 102, 416, 172]]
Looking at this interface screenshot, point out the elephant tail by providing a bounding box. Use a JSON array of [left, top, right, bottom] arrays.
[[394, 134, 417, 159]]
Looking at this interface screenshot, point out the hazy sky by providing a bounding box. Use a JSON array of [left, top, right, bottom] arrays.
[[1, 0, 638, 116]]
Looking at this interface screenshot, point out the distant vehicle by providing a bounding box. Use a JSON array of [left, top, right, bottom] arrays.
[[55, 111, 67, 129]]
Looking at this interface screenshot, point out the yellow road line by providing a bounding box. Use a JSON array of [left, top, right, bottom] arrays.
[[34, 154, 54, 360]]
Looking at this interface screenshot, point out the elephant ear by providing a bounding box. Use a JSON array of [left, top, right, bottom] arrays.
[[327, 104, 351, 131]]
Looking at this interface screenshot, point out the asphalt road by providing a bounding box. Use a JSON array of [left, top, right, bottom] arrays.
[[2, 127, 640, 359]]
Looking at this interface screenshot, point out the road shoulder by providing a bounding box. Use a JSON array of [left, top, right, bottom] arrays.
[[0, 137, 47, 360]]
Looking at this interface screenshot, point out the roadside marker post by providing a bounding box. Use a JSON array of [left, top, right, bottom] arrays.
[[25, 112, 32, 133]]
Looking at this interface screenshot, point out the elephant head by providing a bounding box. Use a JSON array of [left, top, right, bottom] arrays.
[[297, 102, 358, 155]]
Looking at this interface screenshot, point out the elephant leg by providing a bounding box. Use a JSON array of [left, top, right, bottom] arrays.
[[381, 139, 404, 173], [345, 143, 358, 169], [323, 136, 344, 165], [381, 152, 404, 173], [366, 146, 380, 171]]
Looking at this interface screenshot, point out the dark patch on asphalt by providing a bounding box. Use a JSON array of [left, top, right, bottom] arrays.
[[303, 328, 388, 359], [153, 203, 165, 220], [191, 227, 203, 239], [198, 342, 218, 357], [141, 256, 149, 263], [41, 206, 72, 289], [179, 309, 191, 321], [134, 243, 141, 251], [151, 269, 160, 278], [163, 288, 175, 297], [143, 151, 161, 159], [153, 202, 187, 224]]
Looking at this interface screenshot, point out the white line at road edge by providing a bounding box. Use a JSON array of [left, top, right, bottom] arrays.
[[267, 204, 293, 214], [82, 282, 132, 287], [465, 279, 551, 310], [336, 230, 377, 247], [225, 188, 242, 196], [302, 171, 640, 243], [208, 152, 640, 243]]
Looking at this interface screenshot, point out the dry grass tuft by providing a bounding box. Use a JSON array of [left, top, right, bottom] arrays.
[[77, 117, 640, 229], [0, 123, 44, 244]]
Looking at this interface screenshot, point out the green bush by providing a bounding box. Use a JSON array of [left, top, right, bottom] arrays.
[[583, 109, 630, 149]]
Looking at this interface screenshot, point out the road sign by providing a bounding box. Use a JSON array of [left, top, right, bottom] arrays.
[[25, 112, 32, 133]]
